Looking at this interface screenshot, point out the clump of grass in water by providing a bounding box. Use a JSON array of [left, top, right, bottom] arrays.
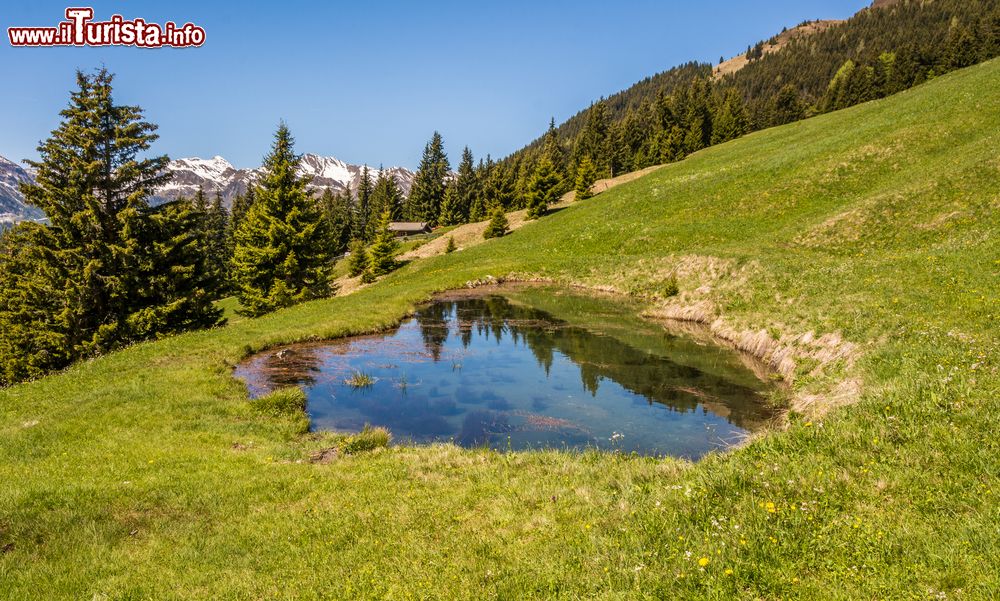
[[345, 371, 376, 389], [341, 425, 391, 454]]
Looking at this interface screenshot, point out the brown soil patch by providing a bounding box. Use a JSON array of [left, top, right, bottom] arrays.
[[309, 447, 340, 464], [713, 20, 843, 79]]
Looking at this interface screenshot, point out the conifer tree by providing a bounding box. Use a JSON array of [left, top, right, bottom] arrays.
[[128, 199, 225, 339], [445, 236, 457, 253], [369, 168, 402, 230], [483, 205, 509, 239], [439, 181, 462, 226], [457, 147, 479, 223], [347, 238, 368, 277], [710, 89, 748, 145], [577, 102, 609, 176], [441, 147, 476, 225], [770, 84, 806, 126], [683, 79, 713, 154], [0, 68, 221, 383], [574, 156, 598, 201], [0, 223, 69, 383], [353, 165, 373, 240], [204, 189, 230, 292], [542, 118, 567, 181], [364, 209, 400, 281], [231, 123, 333, 317], [481, 161, 515, 218], [228, 185, 255, 253], [321, 187, 352, 256], [406, 132, 450, 225], [526, 157, 560, 220]]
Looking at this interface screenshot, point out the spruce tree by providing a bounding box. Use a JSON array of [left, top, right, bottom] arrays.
[[204, 189, 229, 293], [0, 224, 69, 383], [445, 236, 457, 253], [483, 205, 509, 239], [0, 68, 222, 383], [228, 185, 255, 253], [439, 181, 462, 226], [577, 102, 609, 176], [231, 123, 333, 317], [526, 157, 561, 220], [369, 168, 402, 228], [12, 70, 171, 356], [770, 84, 806, 126], [353, 165, 373, 240], [574, 156, 598, 201], [440, 147, 477, 225], [406, 132, 450, 225], [710, 89, 748, 145], [347, 238, 368, 277], [321, 187, 352, 256], [542, 118, 567, 184], [481, 161, 515, 219], [365, 209, 400, 280], [128, 199, 225, 339]]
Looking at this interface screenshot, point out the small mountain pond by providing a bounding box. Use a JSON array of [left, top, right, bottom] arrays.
[[235, 287, 779, 459]]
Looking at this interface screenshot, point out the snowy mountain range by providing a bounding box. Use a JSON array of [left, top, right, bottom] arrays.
[[0, 156, 43, 226], [153, 154, 416, 206], [0, 153, 416, 225]]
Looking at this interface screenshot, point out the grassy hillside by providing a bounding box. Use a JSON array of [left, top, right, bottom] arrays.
[[2, 60, 999, 599]]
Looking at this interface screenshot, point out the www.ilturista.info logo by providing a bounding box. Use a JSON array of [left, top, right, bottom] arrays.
[[8, 7, 205, 48]]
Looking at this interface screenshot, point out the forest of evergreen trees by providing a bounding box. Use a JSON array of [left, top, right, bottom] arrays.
[[1, 0, 998, 385], [500, 0, 1000, 195]]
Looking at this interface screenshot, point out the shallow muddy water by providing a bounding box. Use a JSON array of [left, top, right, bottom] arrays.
[[235, 289, 778, 458]]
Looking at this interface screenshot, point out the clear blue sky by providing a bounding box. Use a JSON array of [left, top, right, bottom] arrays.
[[1, 0, 870, 169]]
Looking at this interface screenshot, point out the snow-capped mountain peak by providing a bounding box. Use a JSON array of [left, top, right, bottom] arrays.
[[0, 154, 43, 225], [154, 154, 416, 207], [0, 151, 416, 225]]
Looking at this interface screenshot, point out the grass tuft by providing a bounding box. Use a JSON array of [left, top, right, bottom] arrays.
[[340, 425, 392, 455]]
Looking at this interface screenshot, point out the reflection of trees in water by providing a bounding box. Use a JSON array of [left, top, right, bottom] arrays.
[[241, 295, 776, 434], [255, 346, 325, 389], [413, 302, 451, 361], [416, 296, 774, 431]]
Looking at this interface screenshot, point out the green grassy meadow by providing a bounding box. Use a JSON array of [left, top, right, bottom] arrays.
[[2, 60, 999, 599]]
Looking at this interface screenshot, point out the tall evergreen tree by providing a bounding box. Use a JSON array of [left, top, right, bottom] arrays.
[[353, 165, 374, 240], [543, 118, 566, 174], [320, 187, 352, 256], [369, 168, 402, 229], [364, 209, 400, 281], [231, 123, 333, 317], [406, 132, 450, 225], [710, 89, 749, 145], [439, 181, 462, 226], [574, 156, 598, 201], [770, 84, 806, 126], [204, 189, 229, 292], [228, 184, 255, 252], [128, 199, 225, 339], [481, 161, 516, 217], [0, 68, 222, 383], [577, 102, 610, 176], [526, 157, 561, 220], [441, 147, 476, 225]]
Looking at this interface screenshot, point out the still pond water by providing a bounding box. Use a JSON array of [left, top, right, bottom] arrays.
[[235, 290, 777, 458]]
